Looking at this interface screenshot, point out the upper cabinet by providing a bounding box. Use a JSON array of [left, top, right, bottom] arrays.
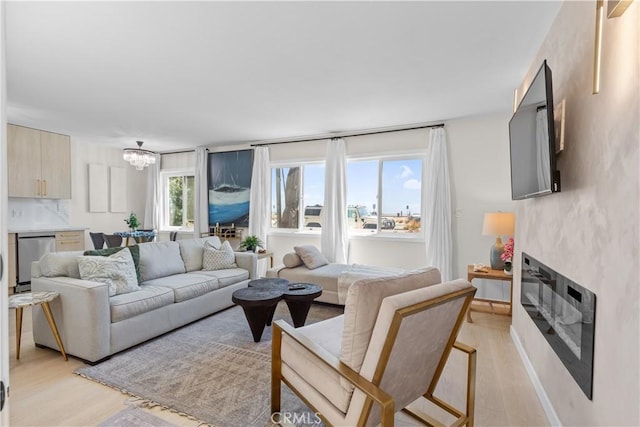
[[8, 124, 71, 199]]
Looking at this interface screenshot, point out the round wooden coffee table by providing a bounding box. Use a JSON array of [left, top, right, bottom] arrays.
[[282, 283, 323, 328], [232, 281, 322, 342]]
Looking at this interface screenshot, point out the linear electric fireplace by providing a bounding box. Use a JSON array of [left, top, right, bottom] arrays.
[[520, 253, 596, 399]]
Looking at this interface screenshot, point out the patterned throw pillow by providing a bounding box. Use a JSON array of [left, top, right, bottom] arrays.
[[202, 240, 237, 270], [84, 245, 141, 284], [78, 247, 140, 296]]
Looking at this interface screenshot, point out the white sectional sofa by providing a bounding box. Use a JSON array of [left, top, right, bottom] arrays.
[[30, 236, 257, 363]]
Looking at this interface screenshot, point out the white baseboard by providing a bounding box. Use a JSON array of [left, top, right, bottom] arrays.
[[510, 325, 562, 427]]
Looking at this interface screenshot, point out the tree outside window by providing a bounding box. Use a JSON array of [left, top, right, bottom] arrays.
[[167, 174, 194, 229]]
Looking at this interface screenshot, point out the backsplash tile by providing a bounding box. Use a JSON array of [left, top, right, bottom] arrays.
[[8, 198, 69, 229]]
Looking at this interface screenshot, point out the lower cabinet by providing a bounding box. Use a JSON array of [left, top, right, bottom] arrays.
[[55, 231, 85, 252]]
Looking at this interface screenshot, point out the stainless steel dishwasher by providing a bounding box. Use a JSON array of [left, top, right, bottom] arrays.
[[17, 233, 56, 292]]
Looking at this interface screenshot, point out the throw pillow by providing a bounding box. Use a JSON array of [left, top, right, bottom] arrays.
[[78, 247, 140, 296], [282, 252, 303, 268], [39, 251, 83, 279], [84, 245, 141, 284], [203, 240, 237, 270], [293, 245, 329, 270]]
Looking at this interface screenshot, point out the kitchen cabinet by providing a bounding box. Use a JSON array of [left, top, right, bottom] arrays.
[[55, 230, 85, 252], [8, 233, 16, 293], [8, 124, 71, 199]]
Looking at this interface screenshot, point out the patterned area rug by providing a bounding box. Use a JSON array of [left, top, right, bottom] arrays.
[[76, 302, 343, 427], [98, 406, 177, 427]]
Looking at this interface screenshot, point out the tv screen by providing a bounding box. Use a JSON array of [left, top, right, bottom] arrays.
[[509, 60, 560, 200]]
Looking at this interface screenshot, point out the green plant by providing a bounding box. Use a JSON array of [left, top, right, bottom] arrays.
[[239, 235, 263, 252], [124, 212, 140, 230]]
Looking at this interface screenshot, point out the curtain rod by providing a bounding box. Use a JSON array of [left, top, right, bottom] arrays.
[[251, 123, 445, 147]]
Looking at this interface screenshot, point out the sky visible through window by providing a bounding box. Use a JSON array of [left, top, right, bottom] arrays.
[[284, 159, 422, 217]]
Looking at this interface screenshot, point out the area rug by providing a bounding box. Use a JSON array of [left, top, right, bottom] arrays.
[[98, 406, 177, 427], [76, 302, 343, 427]]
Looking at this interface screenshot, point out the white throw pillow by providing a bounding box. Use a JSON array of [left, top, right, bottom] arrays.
[[39, 251, 83, 279], [293, 245, 329, 270], [203, 240, 237, 270], [282, 252, 303, 268], [78, 247, 140, 296]]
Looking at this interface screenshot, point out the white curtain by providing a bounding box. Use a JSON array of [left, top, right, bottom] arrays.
[[424, 127, 453, 281], [321, 138, 348, 264], [194, 147, 209, 237], [143, 153, 161, 230], [536, 108, 551, 191], [248, 147, 271, 246]]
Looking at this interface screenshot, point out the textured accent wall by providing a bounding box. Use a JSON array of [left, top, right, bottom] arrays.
[[511, 2, 639, 426]]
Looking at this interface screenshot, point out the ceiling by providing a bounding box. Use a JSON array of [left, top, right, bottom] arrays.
[[5, 1, 562, 152]]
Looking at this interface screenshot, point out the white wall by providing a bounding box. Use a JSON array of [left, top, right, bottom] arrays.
[[511, 2, 639, 425], [69, 139, 147, 249], [267, 114, 515, 284]]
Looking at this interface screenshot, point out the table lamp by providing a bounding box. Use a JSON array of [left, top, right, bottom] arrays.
[[482, 212, 515, 270]]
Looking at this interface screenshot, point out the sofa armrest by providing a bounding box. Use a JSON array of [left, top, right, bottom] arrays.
[[234, 252, 258, 279], [266, 265, 287, 278], [31, 276, 112, 363]]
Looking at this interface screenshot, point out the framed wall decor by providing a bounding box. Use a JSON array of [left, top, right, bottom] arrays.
[[208, 149, 253, 227]]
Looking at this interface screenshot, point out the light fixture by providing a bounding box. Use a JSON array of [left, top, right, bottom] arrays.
[[482, 212, 515, 270], [593, 0, 604, 94], [123, 141, 157, 170]]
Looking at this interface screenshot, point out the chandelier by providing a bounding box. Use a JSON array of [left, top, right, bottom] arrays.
[[123, 141, 157, 170]]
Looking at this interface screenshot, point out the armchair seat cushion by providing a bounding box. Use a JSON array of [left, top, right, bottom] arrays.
[[110, 285, 174, 323], [142, 273, 220, 303], [281, 315, 351, 413]]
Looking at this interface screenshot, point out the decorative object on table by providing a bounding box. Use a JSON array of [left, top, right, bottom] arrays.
[[239, 235, 263, 252], [482, 212, 515, 270], [501, 237, 514, 275], [124, 212, 140, 231], [208, 149, 253, 227], [123, 140, 156, 170]]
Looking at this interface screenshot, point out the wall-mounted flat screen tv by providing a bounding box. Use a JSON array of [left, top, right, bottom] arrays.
[[509, 60, 561, 200]]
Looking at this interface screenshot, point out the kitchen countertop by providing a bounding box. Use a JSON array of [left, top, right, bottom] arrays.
[[9, 226, 89, 234]]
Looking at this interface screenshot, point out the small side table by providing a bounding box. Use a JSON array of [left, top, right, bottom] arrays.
[[257, 250, 274, 268], [9, 291, 68, 361], [466, 265, 514, 323]]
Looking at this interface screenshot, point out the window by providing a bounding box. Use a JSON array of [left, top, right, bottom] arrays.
[[271, 164, 324, 230], [162, 172, 195, 230], [347, 156, 423, 235]]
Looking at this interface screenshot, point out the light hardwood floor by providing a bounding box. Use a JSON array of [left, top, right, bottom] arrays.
[[6, 306, 549, 427]]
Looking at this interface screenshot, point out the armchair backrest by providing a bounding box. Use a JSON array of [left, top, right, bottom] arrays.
[[349, 279, 476, 426], [340, 267, 441, 373]]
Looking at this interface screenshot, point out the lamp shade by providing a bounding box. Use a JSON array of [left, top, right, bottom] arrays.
[[482, 212, 515, 237]]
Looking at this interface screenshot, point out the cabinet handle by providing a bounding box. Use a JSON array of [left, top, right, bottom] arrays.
[[58, 240, 80, 245], [36, 179, 41, 196], [43, 180, 47, 196]]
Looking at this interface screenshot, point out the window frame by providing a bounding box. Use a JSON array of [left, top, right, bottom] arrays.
[[160, 168, 196, 232], [270, 161, 325, 233], [346, 152, 426, 240]]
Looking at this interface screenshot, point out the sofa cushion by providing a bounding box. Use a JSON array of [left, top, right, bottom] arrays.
[[179, 236, 222, 272], [203, 240, 237, 270], [78, 248, 140, 297], [294, 245, 329, 270], [191, 268, 249, 288], [142, 273, 220, 303], [39, 251, 83, 279], [110, 285, 175, 323], [340, 267, 441, 375], [84, 245, 141, 284], [282, 252, 303, 268], [138, 241, 186, 282]]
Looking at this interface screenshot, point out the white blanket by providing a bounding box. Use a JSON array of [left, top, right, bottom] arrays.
[[337, 264, 405, 304]]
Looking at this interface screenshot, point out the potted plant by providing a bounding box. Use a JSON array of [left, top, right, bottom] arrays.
[[501, 237, 514, 275], [124, 212, 140, 231], [239, 235, 263, 252]]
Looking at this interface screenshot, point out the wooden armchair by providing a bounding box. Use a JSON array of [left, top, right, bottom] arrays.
[[271, 268, 477, 426]]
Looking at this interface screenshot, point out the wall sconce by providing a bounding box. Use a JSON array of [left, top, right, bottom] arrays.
[[593, 0, 634, 94]]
